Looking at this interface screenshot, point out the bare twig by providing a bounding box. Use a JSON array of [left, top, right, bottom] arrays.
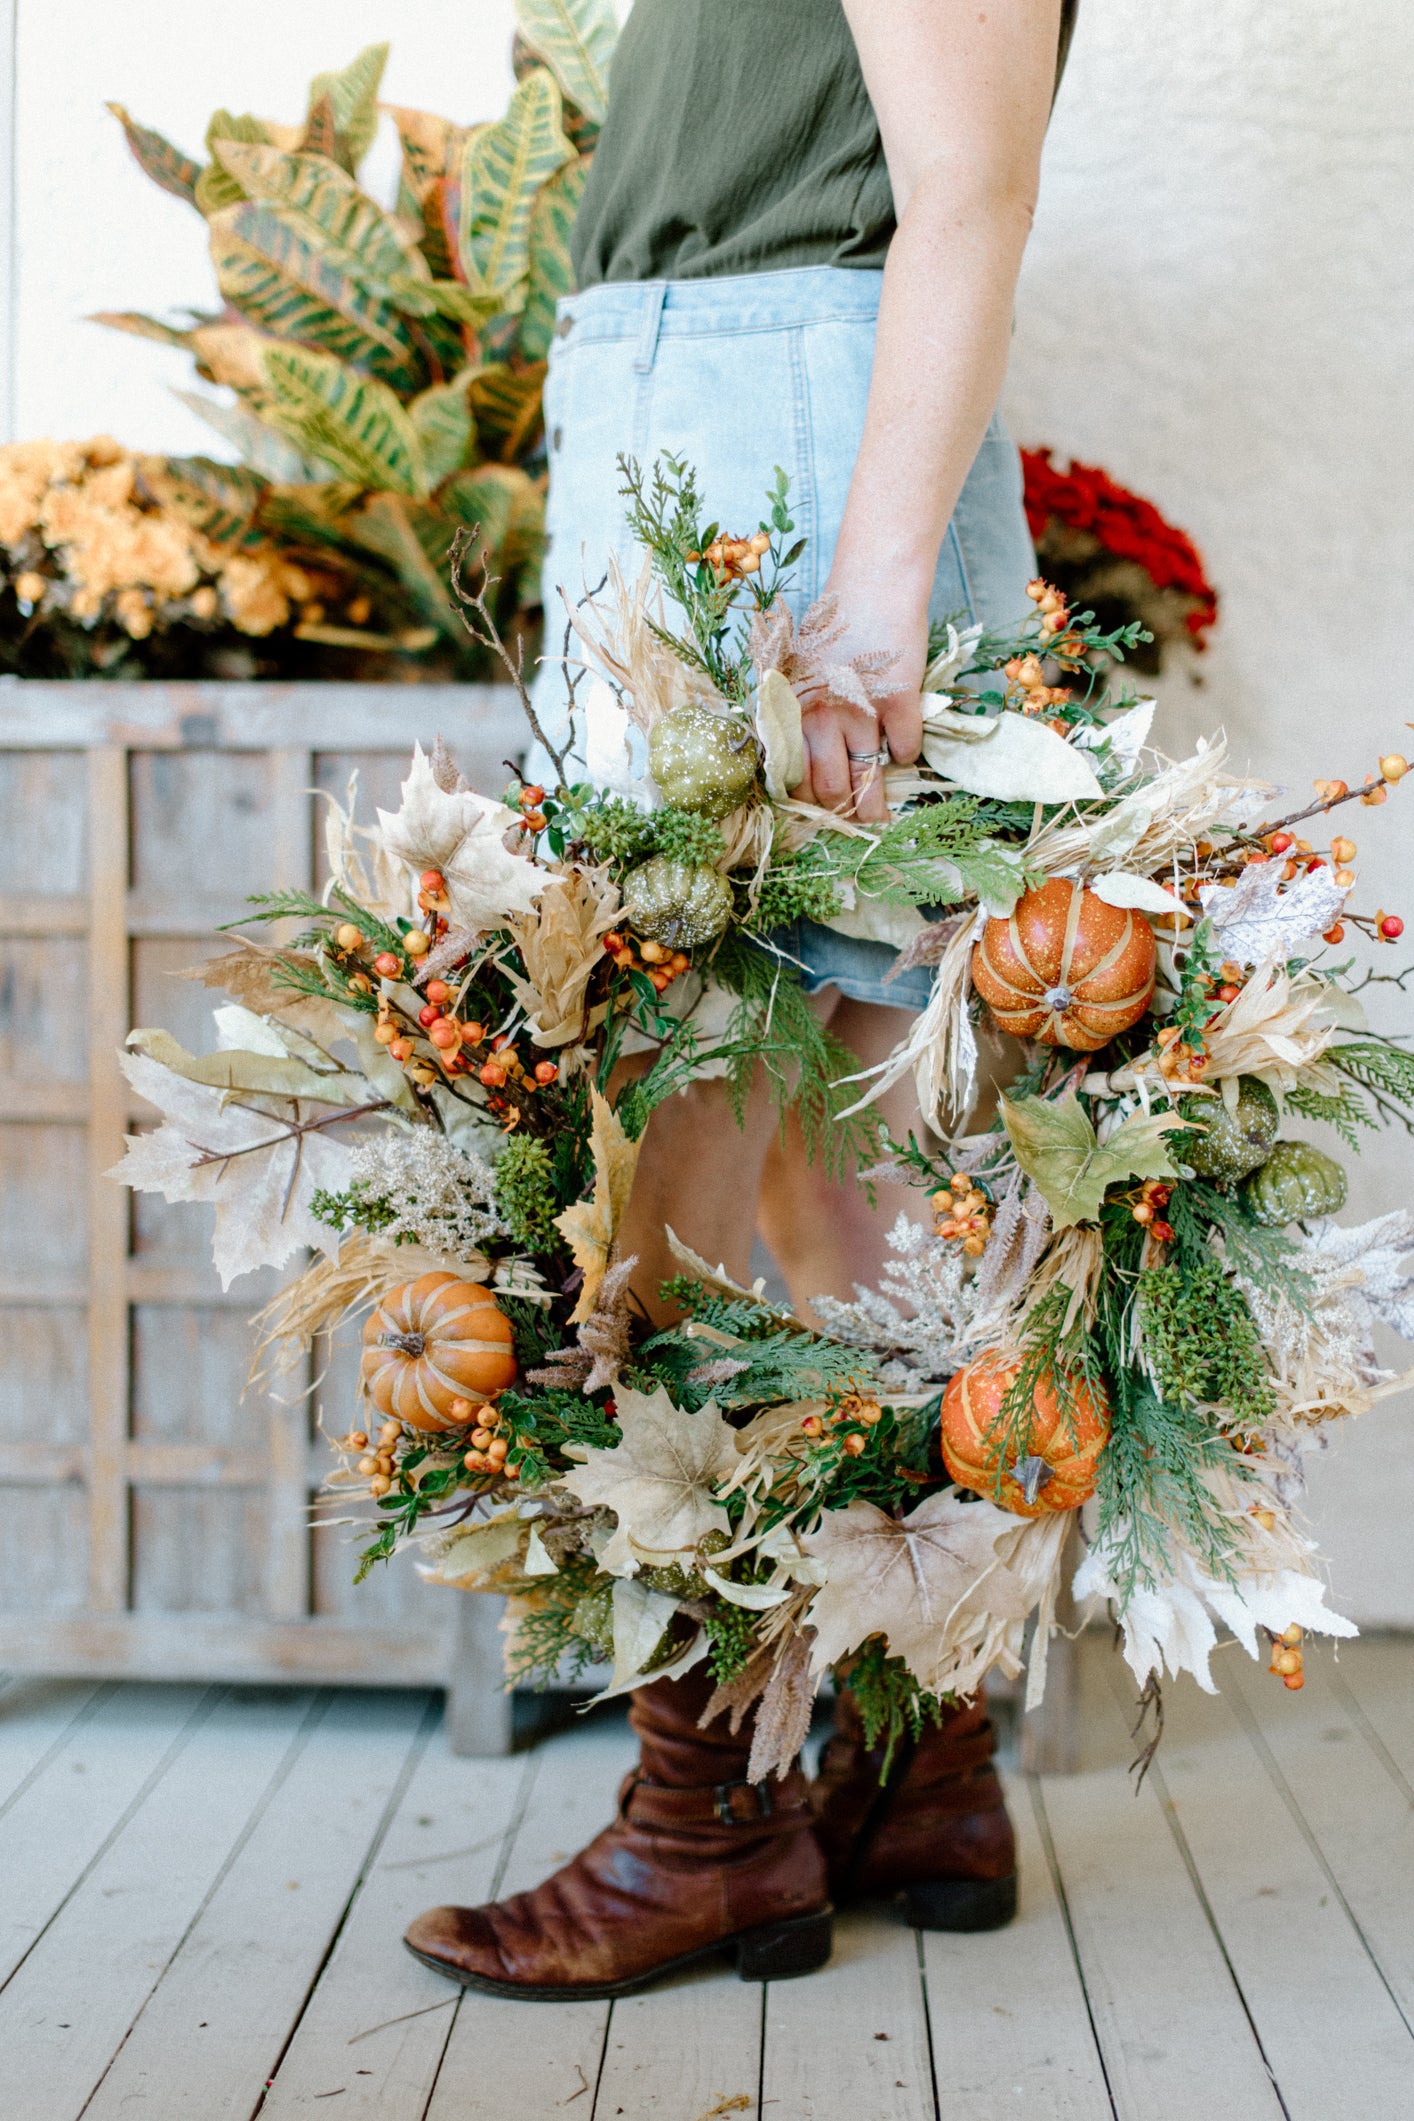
[[346, 1996, 456, 2045], [448, 528, 569, 787], [192, 1099, 390, 1172], [1128, 1671, 1164, 1789]]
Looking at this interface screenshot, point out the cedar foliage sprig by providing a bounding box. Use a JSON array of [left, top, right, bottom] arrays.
[[711, 930, 887, 1183], [841, 1637, 945, 1778]]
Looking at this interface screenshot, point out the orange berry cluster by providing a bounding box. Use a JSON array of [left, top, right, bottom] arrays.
[[450, 1396, 519, 1479], [342, 1417, 402, 1500], [1130, 1178, 1174, 1244], [604, 930, 691, 995], [1155, 1021, 1209, 1084], [1024, 576, 1079, 645], [931, 1172, 993, 1255], [1267, 1622, 1305, 1691], [687, 530, 771, 581], [800, 1390, 883, 1456], [515, 783, 548, 834], [1002, 651, 1073, 722]]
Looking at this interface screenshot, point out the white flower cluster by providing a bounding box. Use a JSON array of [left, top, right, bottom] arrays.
[[347, 1130, 506, 1261]]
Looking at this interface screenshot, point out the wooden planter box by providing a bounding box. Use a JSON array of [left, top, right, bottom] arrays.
[[0, 680, 528, 1750]]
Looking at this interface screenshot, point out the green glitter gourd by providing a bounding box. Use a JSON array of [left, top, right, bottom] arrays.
[[1240, 1140, 1348, 1225], [622, 855, 733, 948], [648, 704, 760, 818], [1180, 1075, 1280, 1183]]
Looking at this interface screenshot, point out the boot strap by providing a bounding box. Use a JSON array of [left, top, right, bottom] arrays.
[[618, 1770, 804, 1830]]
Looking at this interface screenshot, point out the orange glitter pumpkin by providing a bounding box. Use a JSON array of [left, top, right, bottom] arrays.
[[360, 1273, 516, 1431], [972, 877, 1156, 1052], [940, 1350, 1110, 1517]]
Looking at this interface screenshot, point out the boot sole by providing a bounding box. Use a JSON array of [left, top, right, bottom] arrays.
[[404, 1906, 834, 2001], [903, 1872, 1018, 1932]]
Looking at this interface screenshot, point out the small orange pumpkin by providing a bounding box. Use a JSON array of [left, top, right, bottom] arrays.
[[360, 1273, 516, 1430], [940, 1350, 1110, 1517], [972, 877, 1156, 1051]]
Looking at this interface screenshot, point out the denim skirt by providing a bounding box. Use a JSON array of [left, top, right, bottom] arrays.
[[530, 264, 1035, 1013]]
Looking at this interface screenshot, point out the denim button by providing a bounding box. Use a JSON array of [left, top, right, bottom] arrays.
[[552, 426, 563, 452], [555, 314, 575, 338]]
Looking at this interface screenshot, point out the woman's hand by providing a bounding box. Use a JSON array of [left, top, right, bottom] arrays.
[[790, 588, 928, 823]]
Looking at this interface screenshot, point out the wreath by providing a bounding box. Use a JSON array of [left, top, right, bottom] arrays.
[[115, 457, 1414, 1774]]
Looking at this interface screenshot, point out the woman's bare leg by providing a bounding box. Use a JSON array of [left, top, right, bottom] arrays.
[[756, 992, 933, 1325], [614, 1068, 783, 1327]]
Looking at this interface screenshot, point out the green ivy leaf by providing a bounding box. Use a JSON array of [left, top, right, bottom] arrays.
[[1001, 1092, 1183, 1230]]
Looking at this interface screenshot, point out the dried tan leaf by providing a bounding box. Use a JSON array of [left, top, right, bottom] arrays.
[[801, 1492, 1023, 1696], [555, 1092, 641, 1322], [506, 867, 620, 1047], [559, 1381, 739, 1576]]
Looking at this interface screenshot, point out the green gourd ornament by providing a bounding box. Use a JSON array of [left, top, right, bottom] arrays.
[[648, 705, 760, 818], [1240, 1140, 1348, 1225], [622, 855, 733, 947], [1180, 1075, 1280, 1183]]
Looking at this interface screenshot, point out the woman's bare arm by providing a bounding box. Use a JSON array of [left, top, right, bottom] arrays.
[[795, 0, 1062, 819]]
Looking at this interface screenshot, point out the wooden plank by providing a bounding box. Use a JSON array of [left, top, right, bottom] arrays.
[[596, 1962, 762, 2119], [85, 745, 132, 1614], [0, 892, 87, 935], [0, 1079, 89, 1121], [261, 1717, 531, 2117], [1333, 1635, 1414, 1785], [0, 1687, 320, 2121], [0, 682, 526, 754], [82, 1689, 430, 2120], [0, 1677, 105, 1812], [761, 1907, 935, 2121], [0, 1614, 455, 1684], [426, 1713, 637, 2119], [0, 1682, 212, 1985], [1123, 1657, 1414, 2117], [265, 748, 317, 1625], [1224, 1643, 1414, 2032], [1035, 1645, 1283, 2121], [445, 1593, 515, 1756], [922, 1771, 1113, 2120]]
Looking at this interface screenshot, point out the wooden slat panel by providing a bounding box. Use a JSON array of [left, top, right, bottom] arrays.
[[0, 687, 522, 1700], [0, 891, 86, 934], [266, 748, 317, 1623], [0, 1305, 87, 1440], [85, 745, 129, 1613], [0, 1615, 455, 1683], [0, 751, 87, 889], [0, 681, 525, 752]]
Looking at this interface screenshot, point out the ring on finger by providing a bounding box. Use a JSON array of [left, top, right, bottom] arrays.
[[846, 745, 891, 770]]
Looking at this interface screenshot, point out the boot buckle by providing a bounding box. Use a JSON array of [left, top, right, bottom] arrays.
[[714, 1779, 773, 1826]]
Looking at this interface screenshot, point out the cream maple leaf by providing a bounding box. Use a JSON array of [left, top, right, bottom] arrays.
[[109, 1049, 355, 1287], [376, 743, 546, 934], [554, 1090, 641, 1322], [559, 1382, 740, 1576], [801, 1491, 1022, 1694]]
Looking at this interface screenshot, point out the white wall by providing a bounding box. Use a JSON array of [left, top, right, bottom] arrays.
[[6, 1, 517, 453], [4, 0, 1412, 1618], [1005, 0, 1414, 1623]]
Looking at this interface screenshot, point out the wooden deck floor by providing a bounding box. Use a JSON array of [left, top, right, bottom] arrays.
[[1, 1636, 1411, 2121]]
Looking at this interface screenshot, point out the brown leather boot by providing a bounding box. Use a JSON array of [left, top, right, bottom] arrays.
[[405, 1665, 833, 1999], [810, 1687, 1017, 1932]]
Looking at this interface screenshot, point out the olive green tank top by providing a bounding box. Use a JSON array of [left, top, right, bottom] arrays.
[[572, 0, 1079, 289]]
